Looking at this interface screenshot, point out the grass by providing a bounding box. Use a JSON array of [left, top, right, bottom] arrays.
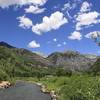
[[12, 75, 100, 100]]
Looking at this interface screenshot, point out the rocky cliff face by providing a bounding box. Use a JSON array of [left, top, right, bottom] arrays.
[[47, 51, 97, 71]]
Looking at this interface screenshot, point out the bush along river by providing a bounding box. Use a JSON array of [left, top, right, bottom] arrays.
[[0, 81, 51, 100]]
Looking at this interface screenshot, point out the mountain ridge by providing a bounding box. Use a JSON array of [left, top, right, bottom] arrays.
[[47, 51, 98, 71], [0, 41, 15, 48], [0, 41, 98, 72]]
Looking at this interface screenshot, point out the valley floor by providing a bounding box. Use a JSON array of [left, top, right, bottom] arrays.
[[12, 75, 100, 100]]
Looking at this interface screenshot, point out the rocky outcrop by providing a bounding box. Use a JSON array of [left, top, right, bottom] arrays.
[[0, 81, 11, 89], [47, 51, 97, 72]]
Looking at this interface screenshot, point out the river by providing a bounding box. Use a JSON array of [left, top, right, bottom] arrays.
[[0, 81, 51, 100]]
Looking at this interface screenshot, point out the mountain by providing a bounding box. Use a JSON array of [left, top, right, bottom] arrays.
[[0, 41, 99, 81], [0, 42, 52, 68], [0, 42, 98, 72], [90, 57, 100, 75], [0, 42, 55, 80], [47, 51, 97, 71], [0, 41, 15, 48]]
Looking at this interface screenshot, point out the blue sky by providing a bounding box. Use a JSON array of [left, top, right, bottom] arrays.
[[0, 0, 100, 55]]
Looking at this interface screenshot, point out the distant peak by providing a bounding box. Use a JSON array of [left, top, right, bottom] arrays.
[[0, 41, 15, 48], [48, 50, 80, 57]]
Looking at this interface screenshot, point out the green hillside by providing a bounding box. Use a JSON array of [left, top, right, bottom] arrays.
[[0, 43, 71, 81], [90, 57, 100, 75]]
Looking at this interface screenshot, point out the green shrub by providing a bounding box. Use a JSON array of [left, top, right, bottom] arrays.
[[0, 69, 9, 81]]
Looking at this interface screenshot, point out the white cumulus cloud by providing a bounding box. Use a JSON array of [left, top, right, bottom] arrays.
[[76, 11, 100, 30], [80, 1, 91, 13], [32, 11, 68, 35], [0, 0, 47, 8], [85, 31, 100, 39], [28, 40, 40, 48], [85, 31, 100, 46], [17, 16, 33, 29], [25, 5, 46, 14], [68, 31, 82, 40]]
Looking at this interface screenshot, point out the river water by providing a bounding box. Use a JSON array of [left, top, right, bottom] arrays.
[[0, 81, 51, 100]]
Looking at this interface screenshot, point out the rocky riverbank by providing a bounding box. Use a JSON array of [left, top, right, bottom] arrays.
[[0, 81, 11, 89], [36, 83, 58, 100], [0, 81, 58, 100]]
